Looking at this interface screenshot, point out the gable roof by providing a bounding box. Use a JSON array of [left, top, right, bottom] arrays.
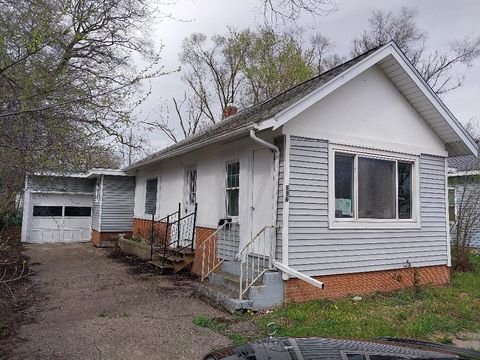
[[448, 154, 480, 176], [126, 42, 477, 171]]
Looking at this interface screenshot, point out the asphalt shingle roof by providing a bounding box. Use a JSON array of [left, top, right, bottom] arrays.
[[448, 155, 480, 172], [126, 45, 382, 170]]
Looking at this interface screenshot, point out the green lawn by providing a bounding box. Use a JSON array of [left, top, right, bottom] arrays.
[[257, 256, 480, 343]]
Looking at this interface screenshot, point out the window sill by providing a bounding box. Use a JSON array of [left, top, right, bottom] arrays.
[[329, 219, 420, 230]]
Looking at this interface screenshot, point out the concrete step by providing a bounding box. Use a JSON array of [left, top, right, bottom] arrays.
[[196, 282, 253, 313], [197, 269, 284, 311], [209, 271, 262, 293]]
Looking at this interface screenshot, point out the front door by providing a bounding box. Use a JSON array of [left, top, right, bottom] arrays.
[[177, 166, 197, 248], [250, 148, 274, 255]]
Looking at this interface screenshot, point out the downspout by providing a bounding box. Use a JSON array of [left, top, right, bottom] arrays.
[[250, 129, 325, 291], [249, 129, 279, 234]]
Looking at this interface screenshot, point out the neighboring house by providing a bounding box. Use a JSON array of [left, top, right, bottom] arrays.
[[21, 42, 478, 307], [448, 155, 480, 248], [21, 169, 135, 245], [123, 41, 477, 305]]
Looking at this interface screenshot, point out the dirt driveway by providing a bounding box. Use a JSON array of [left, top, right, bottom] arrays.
[[10, 243, 232, 360]]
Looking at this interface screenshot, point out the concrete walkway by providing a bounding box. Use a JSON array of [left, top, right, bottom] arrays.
[[11, 243, 230, 360]]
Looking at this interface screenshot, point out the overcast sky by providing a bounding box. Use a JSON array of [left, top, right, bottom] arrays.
[[137, 0, 480, 151]]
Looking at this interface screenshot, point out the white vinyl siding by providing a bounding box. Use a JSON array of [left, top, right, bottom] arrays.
[[100, 176, 135, 232], [287, 136, 448, 276]]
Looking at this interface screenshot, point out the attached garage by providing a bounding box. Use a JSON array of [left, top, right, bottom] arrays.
[[21, 169, 135, 245], [28, 193, 92, 243]]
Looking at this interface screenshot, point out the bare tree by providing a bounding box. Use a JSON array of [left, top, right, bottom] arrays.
[[261, 0, 336, 22], [159, 27, 329, 142], [352, 6, 480, 94], [450, 172, 480, 272], [309, 33, 344, 74]]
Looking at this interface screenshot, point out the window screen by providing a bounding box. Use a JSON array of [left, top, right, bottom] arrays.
[[33, 206, 62, 216], [358, 157, 396, 219], [226, 161, 240, 217], [65, 206, 91, 217], [335, 153, 354, 218], [145, 178, 158, 215]]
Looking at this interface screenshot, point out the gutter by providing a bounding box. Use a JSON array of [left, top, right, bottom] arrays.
[[124, 124, 255, 172], [249, 128, 280, 233]]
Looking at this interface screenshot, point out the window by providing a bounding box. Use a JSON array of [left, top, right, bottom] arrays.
[[448, 187, 456, 222], [186, 167, 197, 205], [333, 148, 416, 226], [226, 161, 240, 217], [33, 206, 62, 217], [65, 206, 91, 217], [145, 178, 158, 215]]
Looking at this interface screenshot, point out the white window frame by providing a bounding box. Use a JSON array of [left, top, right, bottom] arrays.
[[225, 159, 240, 220], [184, 165, 197, 206], [144, 177, 159, 216], [328, 144, 420, 229]]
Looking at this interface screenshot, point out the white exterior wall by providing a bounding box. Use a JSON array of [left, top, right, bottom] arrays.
[[283, 66, 447, 157], [132, 133, 279, 247], [280, 65, 450, 276]]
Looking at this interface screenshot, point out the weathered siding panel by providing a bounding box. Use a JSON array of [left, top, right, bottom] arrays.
[[275, 136, 285, 261], [100, 176, 135, 232], [288, 136, 448, 276], [91, 201, 100, 231], [28, 176, 94, 193]]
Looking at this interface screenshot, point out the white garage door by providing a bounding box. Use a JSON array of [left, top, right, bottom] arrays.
[[28, 193, 92, 243]]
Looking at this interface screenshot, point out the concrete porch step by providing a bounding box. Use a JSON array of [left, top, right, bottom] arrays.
[[196, 282, 254, 313], [208, 271, 262, 293]]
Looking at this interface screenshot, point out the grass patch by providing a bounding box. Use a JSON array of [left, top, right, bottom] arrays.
[[227, 333, 248, 346], [257, 256, 480, 341], [193, 315, 228, 332], [193, 315, 254, 347]]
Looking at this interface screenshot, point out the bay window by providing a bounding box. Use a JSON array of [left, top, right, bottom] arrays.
[[332, 146, 417, 227]]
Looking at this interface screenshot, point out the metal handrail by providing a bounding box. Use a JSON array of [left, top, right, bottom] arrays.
[[199, 221, 231, 282], [237, 225, 277, 300]]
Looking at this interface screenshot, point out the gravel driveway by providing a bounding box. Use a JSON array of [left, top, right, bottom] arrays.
[[11, 243, 231, 360]]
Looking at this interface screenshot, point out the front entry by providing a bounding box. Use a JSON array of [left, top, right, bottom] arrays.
[[250, 148, 275, 255], [175, 166, 197, 248]]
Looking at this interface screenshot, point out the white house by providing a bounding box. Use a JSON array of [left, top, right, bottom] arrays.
[[22, 42, 478, 309], [121, 42, 477, 307]]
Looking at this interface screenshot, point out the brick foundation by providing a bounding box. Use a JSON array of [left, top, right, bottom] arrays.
[[91, 229, 132, 247], [132, 218, 168, 244], [191, 226, 216, 276], [285, 265, 450, 303]]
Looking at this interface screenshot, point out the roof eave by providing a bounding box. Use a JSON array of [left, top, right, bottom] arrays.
[[123, 124, 256, 172], [270, 41, 478, 158]]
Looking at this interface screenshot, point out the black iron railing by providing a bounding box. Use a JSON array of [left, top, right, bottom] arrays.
[[149, 203, 198, 262]]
